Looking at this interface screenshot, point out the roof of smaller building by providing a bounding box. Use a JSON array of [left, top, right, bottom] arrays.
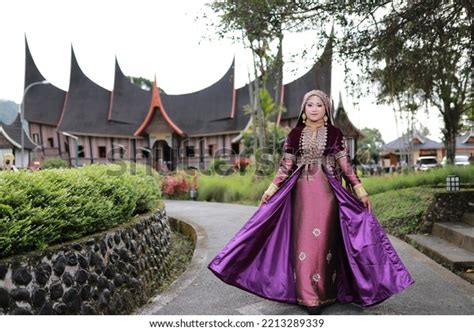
[[382, 131, 443, 151], [333, 92, 364, 139], [0, 114, 38, 150], [456, 127, 474, 148]]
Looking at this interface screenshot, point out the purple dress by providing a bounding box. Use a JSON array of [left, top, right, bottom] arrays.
[[207, 124, 415, 307]]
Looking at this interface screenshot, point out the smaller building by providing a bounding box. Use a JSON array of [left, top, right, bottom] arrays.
[[332, 93, 364, 162], [456, 127, 474, 161], [0, 114, 38, 169], [381, 131, 444, 168], [381, 128, 474, 168]]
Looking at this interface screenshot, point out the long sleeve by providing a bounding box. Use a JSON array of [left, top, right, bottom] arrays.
[[271, 136, 296, 188], [334, 135, 362, 188]]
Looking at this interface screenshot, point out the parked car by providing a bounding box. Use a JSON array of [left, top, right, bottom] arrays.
[[441, 155, 471, 166], [415, 156, 439, 171]]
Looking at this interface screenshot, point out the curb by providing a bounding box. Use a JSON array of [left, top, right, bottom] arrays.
[[134, 216, 209, 314]]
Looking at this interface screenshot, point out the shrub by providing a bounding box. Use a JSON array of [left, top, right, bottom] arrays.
[[42, 157, 68, 169], [0, 161, 161, 258], [161, 170, 198, 200], [371, 186, 446, 237]]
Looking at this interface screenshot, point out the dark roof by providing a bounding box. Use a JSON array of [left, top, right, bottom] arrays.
[[382, 131, 443, 151], [0, 114, 37, 150], [23, 37, 66, 126], [333, 93, 364, 139], [57, 47, 138, 137], [107, 58, 153, 133], [160, 58, 241, 135], [281, 35, 333, 120], [456, 128, 474, 148]]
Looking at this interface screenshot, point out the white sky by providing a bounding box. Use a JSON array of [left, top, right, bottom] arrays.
[[0, 0, 445, 143]]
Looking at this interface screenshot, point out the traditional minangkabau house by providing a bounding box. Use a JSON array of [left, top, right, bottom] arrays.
[[22, 36, 362, 171], [0, 114, 37, 169], [332, 92, 365, 164]]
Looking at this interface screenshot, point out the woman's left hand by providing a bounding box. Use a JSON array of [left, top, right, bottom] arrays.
[[361, 196, 372, 213]]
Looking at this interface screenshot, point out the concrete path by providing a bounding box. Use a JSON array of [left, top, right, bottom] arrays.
[[137, 200, 474, 315]]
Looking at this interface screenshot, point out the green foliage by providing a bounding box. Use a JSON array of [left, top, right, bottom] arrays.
[[357, 128, 385, 164], [197, 171, 270, 205], [371, 186, 445, 237], [0, 162, 161, 258], [362, 165, 474, 195], [196, 164, 474, 207], [42, 157, 68, 169]]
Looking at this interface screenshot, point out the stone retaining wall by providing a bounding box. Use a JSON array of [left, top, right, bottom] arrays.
[[0, 208, 172, 315], [419, 190, 474, 233]]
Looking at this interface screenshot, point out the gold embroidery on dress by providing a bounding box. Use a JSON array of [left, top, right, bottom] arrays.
[[297, 125, 330, 179], [335, 136, 350, 160]]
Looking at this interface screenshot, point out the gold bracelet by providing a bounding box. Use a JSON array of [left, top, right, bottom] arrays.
[[265, 183, 279, 197], [353, 184, 368, 199]]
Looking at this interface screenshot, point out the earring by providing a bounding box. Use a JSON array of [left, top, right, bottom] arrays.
[[323, 115, 328, 125], [302, 113, 306, 123]]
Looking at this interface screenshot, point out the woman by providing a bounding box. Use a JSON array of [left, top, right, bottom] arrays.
[[207, 90, 414, 315]]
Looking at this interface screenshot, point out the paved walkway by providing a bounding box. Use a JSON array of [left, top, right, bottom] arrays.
[[137, 200, 474, 315]]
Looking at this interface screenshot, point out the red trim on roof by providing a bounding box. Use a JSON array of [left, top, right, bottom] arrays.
[[133, 81, 185, 137]]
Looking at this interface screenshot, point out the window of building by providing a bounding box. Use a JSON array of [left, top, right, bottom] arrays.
[[208, 144, 214, 157], [231, 142, 240, 155], [78, 145, 85, 158], [32, 133, 40, 144], [119, 147, 125, 159], [186, 145, 195, 157], [141, 149, 150, 159], [47, 137, 54, 148], [64, 142, 69, 153], [98, 146, 106, 158]]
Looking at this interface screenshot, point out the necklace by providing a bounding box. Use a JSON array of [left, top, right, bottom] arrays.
[[305, 119, 324, 129]]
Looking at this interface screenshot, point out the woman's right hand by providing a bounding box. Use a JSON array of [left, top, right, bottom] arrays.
[[259, 192, 271, 206]]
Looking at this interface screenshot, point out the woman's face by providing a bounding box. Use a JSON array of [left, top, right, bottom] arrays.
[[304, 95, 325, 122]]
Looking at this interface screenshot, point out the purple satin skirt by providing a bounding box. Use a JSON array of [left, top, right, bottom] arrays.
[[207, 165, 415, 306]]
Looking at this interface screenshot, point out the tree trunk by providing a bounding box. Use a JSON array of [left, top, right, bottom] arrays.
[[441, 100, 461, 165]]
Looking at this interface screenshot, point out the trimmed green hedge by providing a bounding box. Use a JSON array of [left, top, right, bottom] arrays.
[[370, 186, 445, 237], [0, 162, 161, 258], [362, 165, 474, 195]]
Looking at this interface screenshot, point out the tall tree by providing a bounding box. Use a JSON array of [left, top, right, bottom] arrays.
[[330, 1, 471, 164], [205, 1, 312, 153], [357, 128, 385, 164], [229, 1, 472, 164]]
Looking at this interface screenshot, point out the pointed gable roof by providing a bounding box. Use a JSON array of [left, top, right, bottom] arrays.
[[157, 58, 239, 135], [57, 47, 135, 137], [333, 92, 364, 139], [0, 113, 37, 150], [107, 57, 153, 126], [23, 36, 66, 126], [281, 33, 333, 120]]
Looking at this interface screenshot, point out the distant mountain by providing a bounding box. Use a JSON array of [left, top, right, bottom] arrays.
[[0, 100, 18, 125]]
